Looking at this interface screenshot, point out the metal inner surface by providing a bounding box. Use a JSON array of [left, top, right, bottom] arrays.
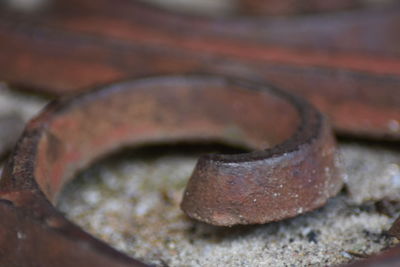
[[34, 76, 299, 204], [26, 75, 342, 228]]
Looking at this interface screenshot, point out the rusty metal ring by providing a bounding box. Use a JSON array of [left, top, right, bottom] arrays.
[[1, 74, 395, 266], [0, 75, 343, 266]]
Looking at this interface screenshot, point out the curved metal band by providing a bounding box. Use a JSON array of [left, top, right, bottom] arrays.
[[0, 75, 342, 266]]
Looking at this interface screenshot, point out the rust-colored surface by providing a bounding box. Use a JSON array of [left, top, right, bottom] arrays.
[[0, 75, 343, 266], [343, 244, 400, 267], [0, 0, 399, 139], [181, 89, 341, 225], [239, 0, 362, 15]]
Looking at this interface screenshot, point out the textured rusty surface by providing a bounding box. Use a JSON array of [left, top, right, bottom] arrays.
[[0, 75, 343, 266], [0, 200, 146, 267], [343, 245, 400, 267], [238, 0, 362, 15], [0, 0, 399, 139], [181, 90, 342, 225]]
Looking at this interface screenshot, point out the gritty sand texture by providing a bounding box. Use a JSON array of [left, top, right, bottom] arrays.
[[0, 83, 47, 122], [342, 144, 400, 204]]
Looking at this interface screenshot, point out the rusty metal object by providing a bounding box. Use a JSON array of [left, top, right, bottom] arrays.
[[238, 0, 399, 16], [0, 1, 399, 139], [238, 0, 362, 15], [344, 245, 400, 267], [0, 75, 343, 265], [0, 1, 399, 266]]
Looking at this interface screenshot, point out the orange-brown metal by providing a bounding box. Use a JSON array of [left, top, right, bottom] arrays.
[[238, 0, 382, 15]]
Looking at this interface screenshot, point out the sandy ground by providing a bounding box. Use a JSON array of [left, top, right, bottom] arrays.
[[57, 142, 400, 267]]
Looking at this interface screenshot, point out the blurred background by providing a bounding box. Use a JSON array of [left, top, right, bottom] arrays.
[[2, 0, 399, 15]]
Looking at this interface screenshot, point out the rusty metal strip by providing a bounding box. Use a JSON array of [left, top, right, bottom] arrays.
[[0, 75, 343, 266], [238, 0, 363, 15], [0, 1, 399, 139]]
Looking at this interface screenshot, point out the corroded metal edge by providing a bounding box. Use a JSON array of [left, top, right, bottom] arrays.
[[0, 75, 344, 266]]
